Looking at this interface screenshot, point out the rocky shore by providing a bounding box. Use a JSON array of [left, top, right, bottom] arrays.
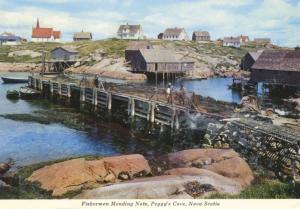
[[0, 149, 254, 199]]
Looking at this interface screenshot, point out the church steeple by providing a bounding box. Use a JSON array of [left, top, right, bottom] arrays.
[[36, 18, 40, 28]]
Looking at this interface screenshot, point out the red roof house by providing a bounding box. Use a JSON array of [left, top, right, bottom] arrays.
[[31, 19, 61, 42]]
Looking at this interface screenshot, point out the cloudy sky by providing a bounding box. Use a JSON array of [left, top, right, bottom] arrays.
[[1, 0, 300, 46]]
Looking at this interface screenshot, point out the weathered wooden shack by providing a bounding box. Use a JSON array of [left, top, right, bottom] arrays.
[[51, 46, 80, 61], [73, 31, 92, 41], [251, 49, 300, 85], [240, 51, 263, 71], [192, 31, 211, 41], [125, 41, 153, 63], [131, 49, 194, 73]]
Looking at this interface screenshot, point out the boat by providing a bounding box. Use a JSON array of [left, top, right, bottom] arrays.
[[6, 90, 20, 99], [1, 77, 28, 84], [19, 86, 41, 99]]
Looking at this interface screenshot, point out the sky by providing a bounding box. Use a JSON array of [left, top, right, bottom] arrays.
[[0, 0, 300, 46]]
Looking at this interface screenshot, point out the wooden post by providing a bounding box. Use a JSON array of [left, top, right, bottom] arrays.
[[39, 80, 43, 91], [93, 88, 98, 106], [150, 102, 155, 123], [130, 98, 135, 116], [80, 87, 85, 102], [67, 85, 71, 98], [58, 83, 62, 96], [50, 81, 53, 94], [107, 92, 112, 110], [33, 78, 37, 89]]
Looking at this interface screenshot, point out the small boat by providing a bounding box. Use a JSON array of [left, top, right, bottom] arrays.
[[1, 77, 28, 84], [6, 90, 20, 99], [19, 86, 41, 99]]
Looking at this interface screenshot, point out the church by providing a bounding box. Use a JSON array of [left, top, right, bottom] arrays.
[[31, 19, 61, 42]]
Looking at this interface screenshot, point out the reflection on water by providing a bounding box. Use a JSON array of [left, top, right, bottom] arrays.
[[0, 72, 209, 167]]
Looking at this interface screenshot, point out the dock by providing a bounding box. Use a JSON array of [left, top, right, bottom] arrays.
[[28, 75, 211, 129]]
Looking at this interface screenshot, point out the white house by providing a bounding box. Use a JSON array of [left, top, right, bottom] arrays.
[[162, 28, 189, 41], [0, 32, 24, 45], [223, 37, 241, 48], [31, 19, 61, 43], [116, 24, 144, 40]]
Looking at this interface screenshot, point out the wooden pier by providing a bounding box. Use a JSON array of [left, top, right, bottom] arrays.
[[28, 76, 191, 129]]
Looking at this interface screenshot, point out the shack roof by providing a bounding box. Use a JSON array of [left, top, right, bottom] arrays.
[[223, 37, 240, 43], [73, 31, 92, 39], [249, 51, 263, 61], [117, 24, 141, 34], [163, 28, 185, 36], [193, 31, 210, 37], [252, 50, 300, 72], [51, 46, 79, 54], [126, 41, 153, 50], [139, 49, 179, 63]]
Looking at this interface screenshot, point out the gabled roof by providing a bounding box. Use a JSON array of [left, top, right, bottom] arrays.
[[240, 35, 249, 42], [125, 41, 153, 50], [223, 37, 240, 43], [163, 28, 185, 36], [32, 27, 53, 38], [0, 35, 22, 41], [51, 46, 78, 54], [249, 51, 263, 61], [117, 24, 141, 34], [252, 50, 300, 72], [139, 49, 179, 63], [53, 31, 61, 39], [73, 31, 92, 39], [193, 31, 210, 37], [1, 32, 15, 36]]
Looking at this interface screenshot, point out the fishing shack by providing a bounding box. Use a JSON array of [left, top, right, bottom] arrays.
[[240, 51, 263, 71], [250, 49, 300, 86], [125, 41, 153, 63], [41, 46, 80, 74], [131, 49, 194, 73]]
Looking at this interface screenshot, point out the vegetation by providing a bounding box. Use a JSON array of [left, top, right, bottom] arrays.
[[208, 179, 298, 199]]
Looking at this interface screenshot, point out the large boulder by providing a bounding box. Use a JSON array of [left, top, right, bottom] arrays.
[[27, 154, 151, 196], [203, 157, 254, 187], [165, 149, 253, 188], [165, 148, 239, 168], [75, 173, 242, 199]]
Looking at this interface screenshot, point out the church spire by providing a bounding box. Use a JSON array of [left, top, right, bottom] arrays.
[[36, 18, 40, 28]]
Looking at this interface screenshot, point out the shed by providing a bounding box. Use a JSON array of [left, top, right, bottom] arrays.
[[251, 49, 300, 85], [51, 46, 80, 61], [192, 31, 211, 41], [131, 49, 194, 73], [73, 31, 92, 41], [240, 51, 263, 71], [125, 41, 153, 62]]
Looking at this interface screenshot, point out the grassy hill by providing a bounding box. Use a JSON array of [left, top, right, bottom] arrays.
[[0, 39, 282, 75]]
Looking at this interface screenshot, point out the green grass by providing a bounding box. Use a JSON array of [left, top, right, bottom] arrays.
[[208, 180, 298, 199]]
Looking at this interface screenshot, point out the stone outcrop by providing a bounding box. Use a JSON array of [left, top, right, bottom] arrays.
[[165, 149, 253, 187], [165, 148, 239, 168], [75, 173, 242, 199], [27, 154, 151, 196]]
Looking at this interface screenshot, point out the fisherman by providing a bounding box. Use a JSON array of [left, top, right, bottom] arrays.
[[179, 84, 187, 105], [166, 83, 172, 104], [94, 74, 100, 88]]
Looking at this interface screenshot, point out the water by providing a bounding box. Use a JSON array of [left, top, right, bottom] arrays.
[[148, 77, 242, 103], [0, 73, 236, 168], [174, 78, 242, 103]]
